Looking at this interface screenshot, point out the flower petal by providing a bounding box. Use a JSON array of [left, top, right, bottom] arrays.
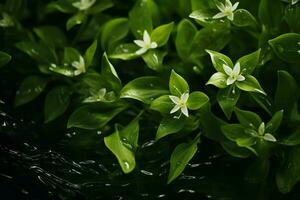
[[150, 42, 158, 49], [216, 2, 225, 11], [181, 106, 189, 117], [226, 77, 236, 85], [181, 93, 189, 103], [143, 30, 151, 44], [169, 95, 180, 104], [170, 104, 180, 114], [135, 47, 148, 55], [263, 133, 277, 142], [225, 0, 233, 7], [134, 40, 145, 48], [237, 75, 245, 81], [232, 2, 239, 11], [233, 62, 241, 75], [227, 12, 234, 21], [213, 12, 226, 19], [223, 64, 233, 76]]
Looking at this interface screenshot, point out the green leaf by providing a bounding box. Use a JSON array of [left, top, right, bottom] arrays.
[[87, 0, 113, 14], [66, 12, 86, 30], [274, 71, 298, 116], [236, 137, 257, 148], [129, 0, 153, 38], [67, 103, 127, 130], [0, 51, 11, 68], [15, 41, 56, 64], [101, 18, 129, 51], [234, 107, 262, 129], [221, 140, 252, 158], [175, 19, 197, 61], [276, 147, 300, 193], [237, 49, 261, 75], [222, 124, 256, 149], [236, 75, 266, 95], [101, 53, 122, 92], [150, 22, 174, 47], [120, 76, 168, 104], [109, 43, 139, 60], [258, 0, 284, 28], [206, 50, 234, 72], [187, 91, 209, 110], [232, 9, 258, 28], [104, 126, 136, 174], [15, 76, 48, 107], [206, 72, 227, 88], [217, 87, 240, 119], [46, 0, 76, 14], [169, 70, 189, 96], [64, 47, 81, 63], [34, 26, 67, 47], [269, 33, 300, 63], [266, 110, 283, 133], [168, 134, 200, 184], [191, 0, 215, 10], [118, 115, 140, 152], [249, 93, 272, 116], [285, 4, 300, 33], [156, 117, 186, 140], [84, 40, 98, 68], [190, 25, 231, 59], [44, 86, 72, 123], [189, 8, 215, 24], [150, 95, 174, 114], [142, 49, 167, 72], [281, 128, 300, 146]]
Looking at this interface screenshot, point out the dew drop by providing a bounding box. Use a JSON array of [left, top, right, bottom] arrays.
[[96, 131, 102, 135], [123, 161, 130, 169]]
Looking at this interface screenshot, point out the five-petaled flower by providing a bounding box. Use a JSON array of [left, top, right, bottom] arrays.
[[169, 93, 189, 117], [72, 0, 96, 10], [223, 62, 245, 85], [134, 30, 158, 55], [72, 55, 86, 76], [213, 0, 239, 21]]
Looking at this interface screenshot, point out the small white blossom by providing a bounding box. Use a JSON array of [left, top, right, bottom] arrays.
[[169, 93, 189, 117], [223, 62, 245, 85], [83, 88, 106, 103], [72, 0, 96, 10], [257, 122, 277, 142], [72, 55, 86, 76], [134, 30, 158, 55], [213, 0, 239, 21]]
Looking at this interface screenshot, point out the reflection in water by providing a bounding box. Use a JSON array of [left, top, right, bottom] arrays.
[[0, 99, 298, 200]]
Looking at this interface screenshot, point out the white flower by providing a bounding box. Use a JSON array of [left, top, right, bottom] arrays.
[[169, 93, 189, 117], [223, 62, 245, 85], [213, 0, 239, 21], [72, 0, 96, 10], [72, 55, 86, 76], [0, 13, 14, 27], [257, 122, 277, 142], [83, 88, 106, 103], [134, 30, 158, 55]]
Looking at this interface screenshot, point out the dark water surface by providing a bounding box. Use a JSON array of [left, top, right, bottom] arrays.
[[1, 78, 300, 200]]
